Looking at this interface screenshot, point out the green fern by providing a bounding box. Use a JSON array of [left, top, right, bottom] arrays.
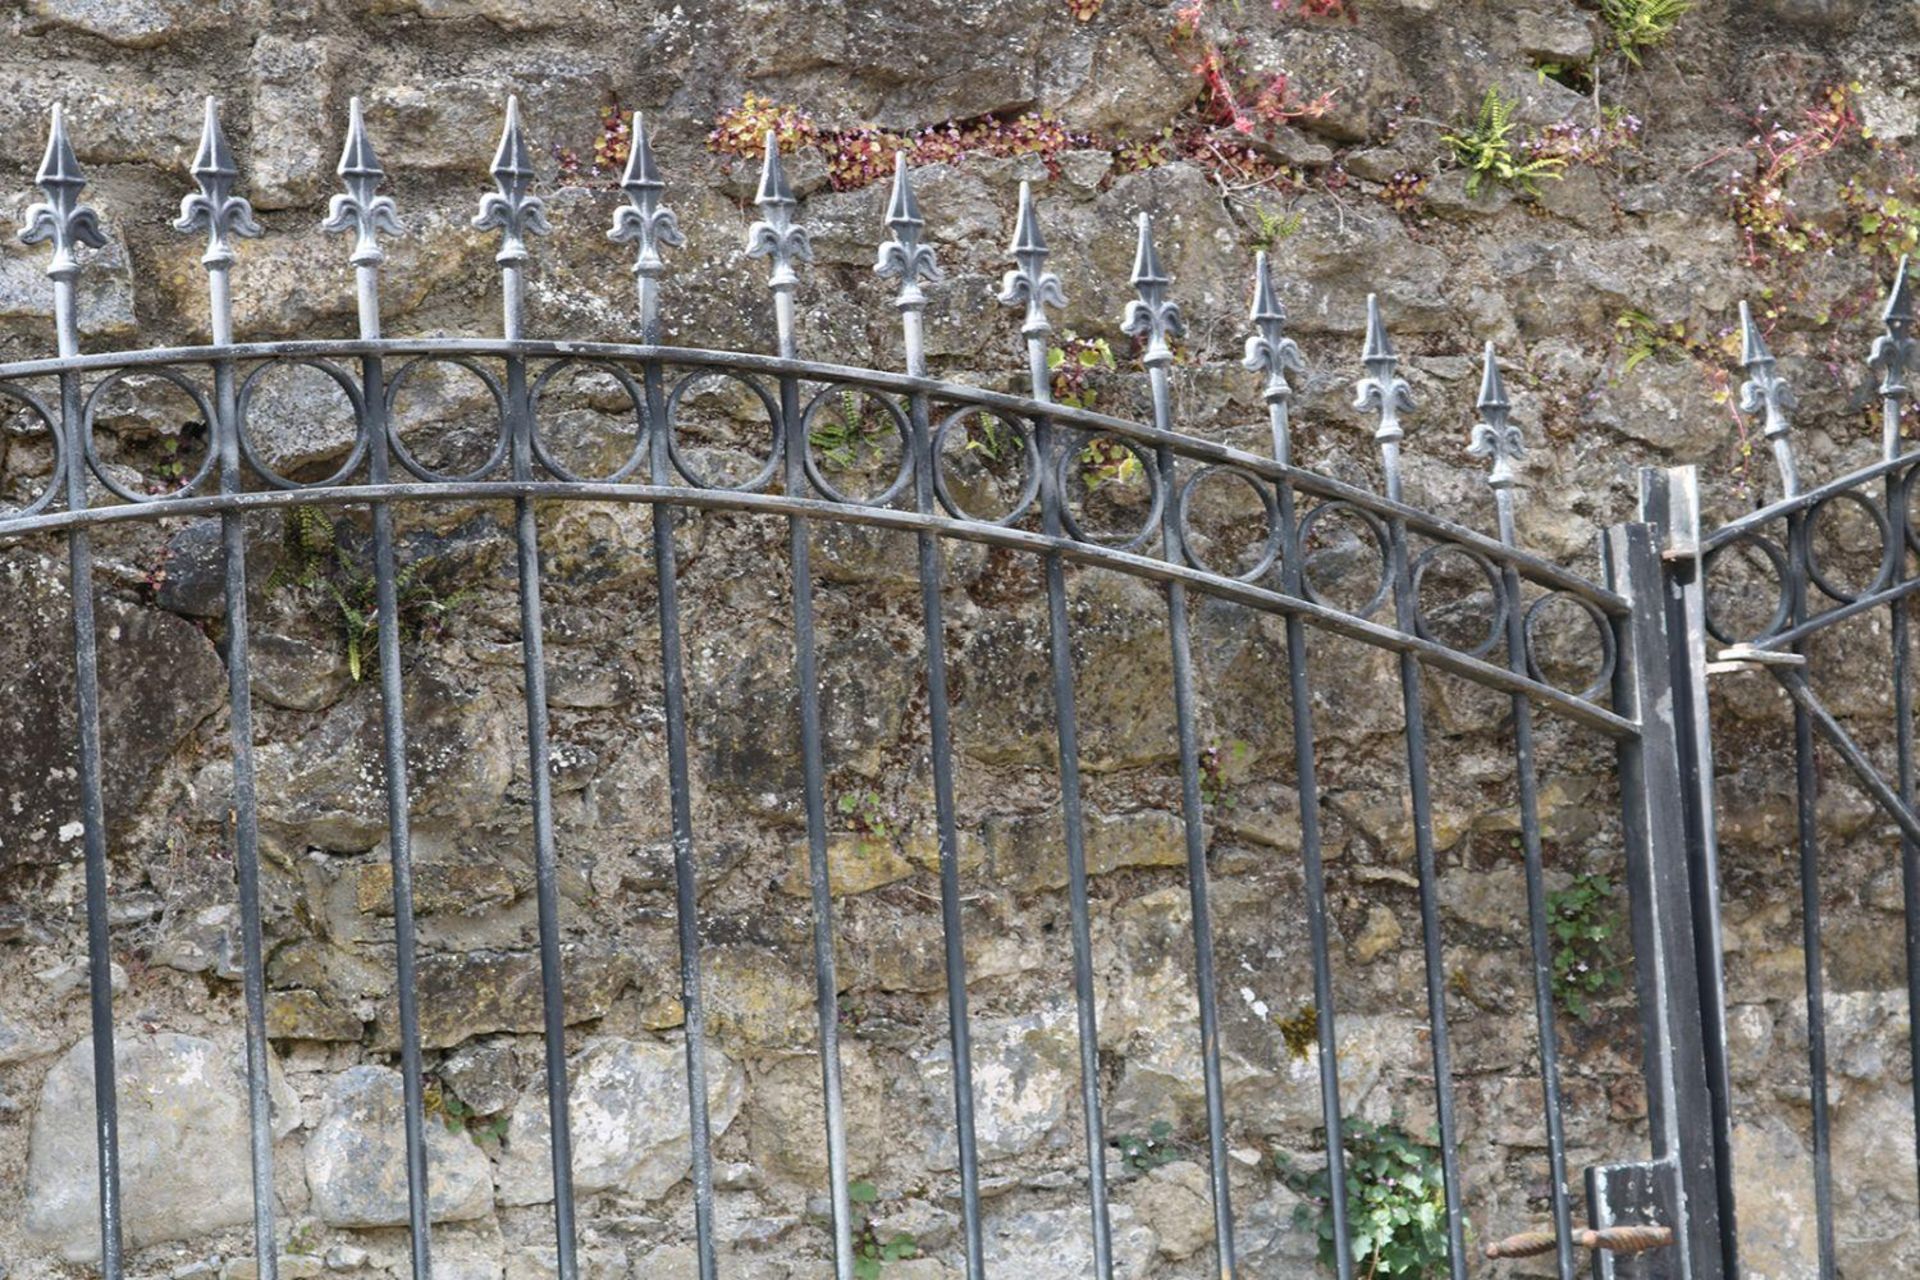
[[1601, 0, 1689, 66], [1442, 88, 1566, 197]]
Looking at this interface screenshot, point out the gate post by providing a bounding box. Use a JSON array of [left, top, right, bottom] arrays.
[[1640, 466, 1740, 1278], [1603, 518, 1729, 1280]]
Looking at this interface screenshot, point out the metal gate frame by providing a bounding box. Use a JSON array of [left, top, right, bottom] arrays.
[[0, 92, 1782, 1280]]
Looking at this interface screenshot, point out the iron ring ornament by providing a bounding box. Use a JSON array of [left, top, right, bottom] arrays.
[[799, 383, 915, 508], [81, 366, 219, 504], [663, 367, 785, 494], [929, 405, 1041, 526], [1295, 498, 1394, 620], [1053, 432, 1164, 553], [235, 357, 370, 491], [383, 355, 511, 484], [1522, 591, 1618, 704], [1701, 531, 1794, 647], [1174, 465, 1282, 583], [1803, 488, 1895, 605], [1904, 464, 1920, 560], [0, 382, 65, 520], [527, 358, 650, 485], [1410, 542, 1508, 661]]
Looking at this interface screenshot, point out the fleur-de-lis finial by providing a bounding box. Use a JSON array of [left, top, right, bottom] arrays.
[[1242, 251, 1304, 407], [745, 131, 811, 290], [1738, 300, 1800, 494], [1467, 342, 1525, 491], [1120, 212, 1184, 368], [997, 180, 1065, 338], [472, 95, 550, 265], [607, 112, 682, 279], [174, 97, 261, 270], [1870, 255, 1913, 404], [1352, 294, 1414, 447], [20, 103, 106, 282], [320, 97, 401, 267], [874, 153, 941, 309]]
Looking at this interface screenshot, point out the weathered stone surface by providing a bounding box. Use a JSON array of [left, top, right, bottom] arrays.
[[371, 950, 633, 1051], [983, 807, 1189, 893], [496, 1035, 744, 1206], [23, 0, 242, 49], [780, 832, 916, 897], [980, 1204, 1156, 1279], [266, 988, 366, 1042], [0, 1008, 58, 1065], [0, 553, 225, 867], [1124, 1160, 1215, 1261], [702, 944, 819, 1051], [918, 1007, 1079, 1168], [305, 1065, 495, 1227], [25, 1032, 297, 1261]]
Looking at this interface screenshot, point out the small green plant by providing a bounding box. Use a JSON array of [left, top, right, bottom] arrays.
[[1601, 0, 1689, 66], [1442, 88, 1566, 196], [1047, 330, 1115, 410], [1114, 1120, 1184, 1174], [1251, 205, 1304, 250], [1547, 872, 1627, 1020], [270, 509, 472, 682], [1200, 740, 1249, 808], [848, 1180, 919, 1279], [1614, 310, 1690, 376], [1275, 1002, 1318, 1061], [423, 1077, 511, 1145], [835, 789, 895, 840], [810, 391, 894, 472], [1078, 438, 1144, 493], [1276, 1117, 1454, 1278]]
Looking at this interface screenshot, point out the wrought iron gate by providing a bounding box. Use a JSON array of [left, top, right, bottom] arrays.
[[4, 91, 1906, 1280]]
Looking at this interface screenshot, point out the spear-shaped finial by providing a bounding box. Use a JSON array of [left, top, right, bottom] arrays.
[[472, 95, 550, 265], [1243, 251, 1304, 408], [1738, 300, 1800, 495], [1120, 212, 1183, 368], [1870, 255, 1913, 407], [874, 153, 941, 310], [20, 103, 106, 283], [997, 181, 1065, 339], [608, 112, 682, 280], [174, 97, 261, 271], [1353, 294, 1415, 498], [1467, 342, 1525, 493], [745, 130, 811, 291], [320, 97, 401, 268]]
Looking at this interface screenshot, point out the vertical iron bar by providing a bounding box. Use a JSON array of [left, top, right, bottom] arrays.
[[634, 240, 718, 1280], [1023, 334, 1116, 1279], [499, 257, 580, 1277], [54, 269, 124, 1280], [1142, 357, 1235, 1273], [356, 263, 435, 1280], [775, 296, 855, 1280], [1604, 520, 1728, 1280], [1491, 488, 1576, 1280], [1380, 479, 1469, 1280], [1784, 504, 1837, 1280], [898, 325, 986, 1270], [208, 258, 279, 1280], [1640, 465, 1740, 1277]]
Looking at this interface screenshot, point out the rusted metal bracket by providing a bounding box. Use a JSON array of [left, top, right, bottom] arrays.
[[1486, 1224, 1676, 1260]]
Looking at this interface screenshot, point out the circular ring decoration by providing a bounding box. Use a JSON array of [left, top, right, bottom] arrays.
[[1701, 531, 1792, 646], [799, 382, 914, 508], [1523, 590, 1618, 704], [1054, 433, 1163, 553], [1175, 465, 1281, 583], [82, 365, 219, 504], [384, 355, 512, 483], [235, 357, 369, 491], [930, 405, 1041, 526], [1804, 487, 1894, 605], [0, 381, 65, 519], [1295, 499, 1393, 620], [663, 368, 784, 493], [1410, 542, 1507, 660], [528, 357, 650, 484]]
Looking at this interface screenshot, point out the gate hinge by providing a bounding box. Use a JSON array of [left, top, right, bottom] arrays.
[[1707, 642, 1806, 676]]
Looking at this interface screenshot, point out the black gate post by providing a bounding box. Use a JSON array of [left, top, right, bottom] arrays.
[[1640, 466, 1741, 1279], [1603, 519, 1729, 1280]]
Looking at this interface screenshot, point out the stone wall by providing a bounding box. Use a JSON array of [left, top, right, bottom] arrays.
[[0, 0, 1916, 1277]]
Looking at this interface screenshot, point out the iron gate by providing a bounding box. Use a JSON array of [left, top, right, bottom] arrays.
[[2, 90, 1905, 1280]]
